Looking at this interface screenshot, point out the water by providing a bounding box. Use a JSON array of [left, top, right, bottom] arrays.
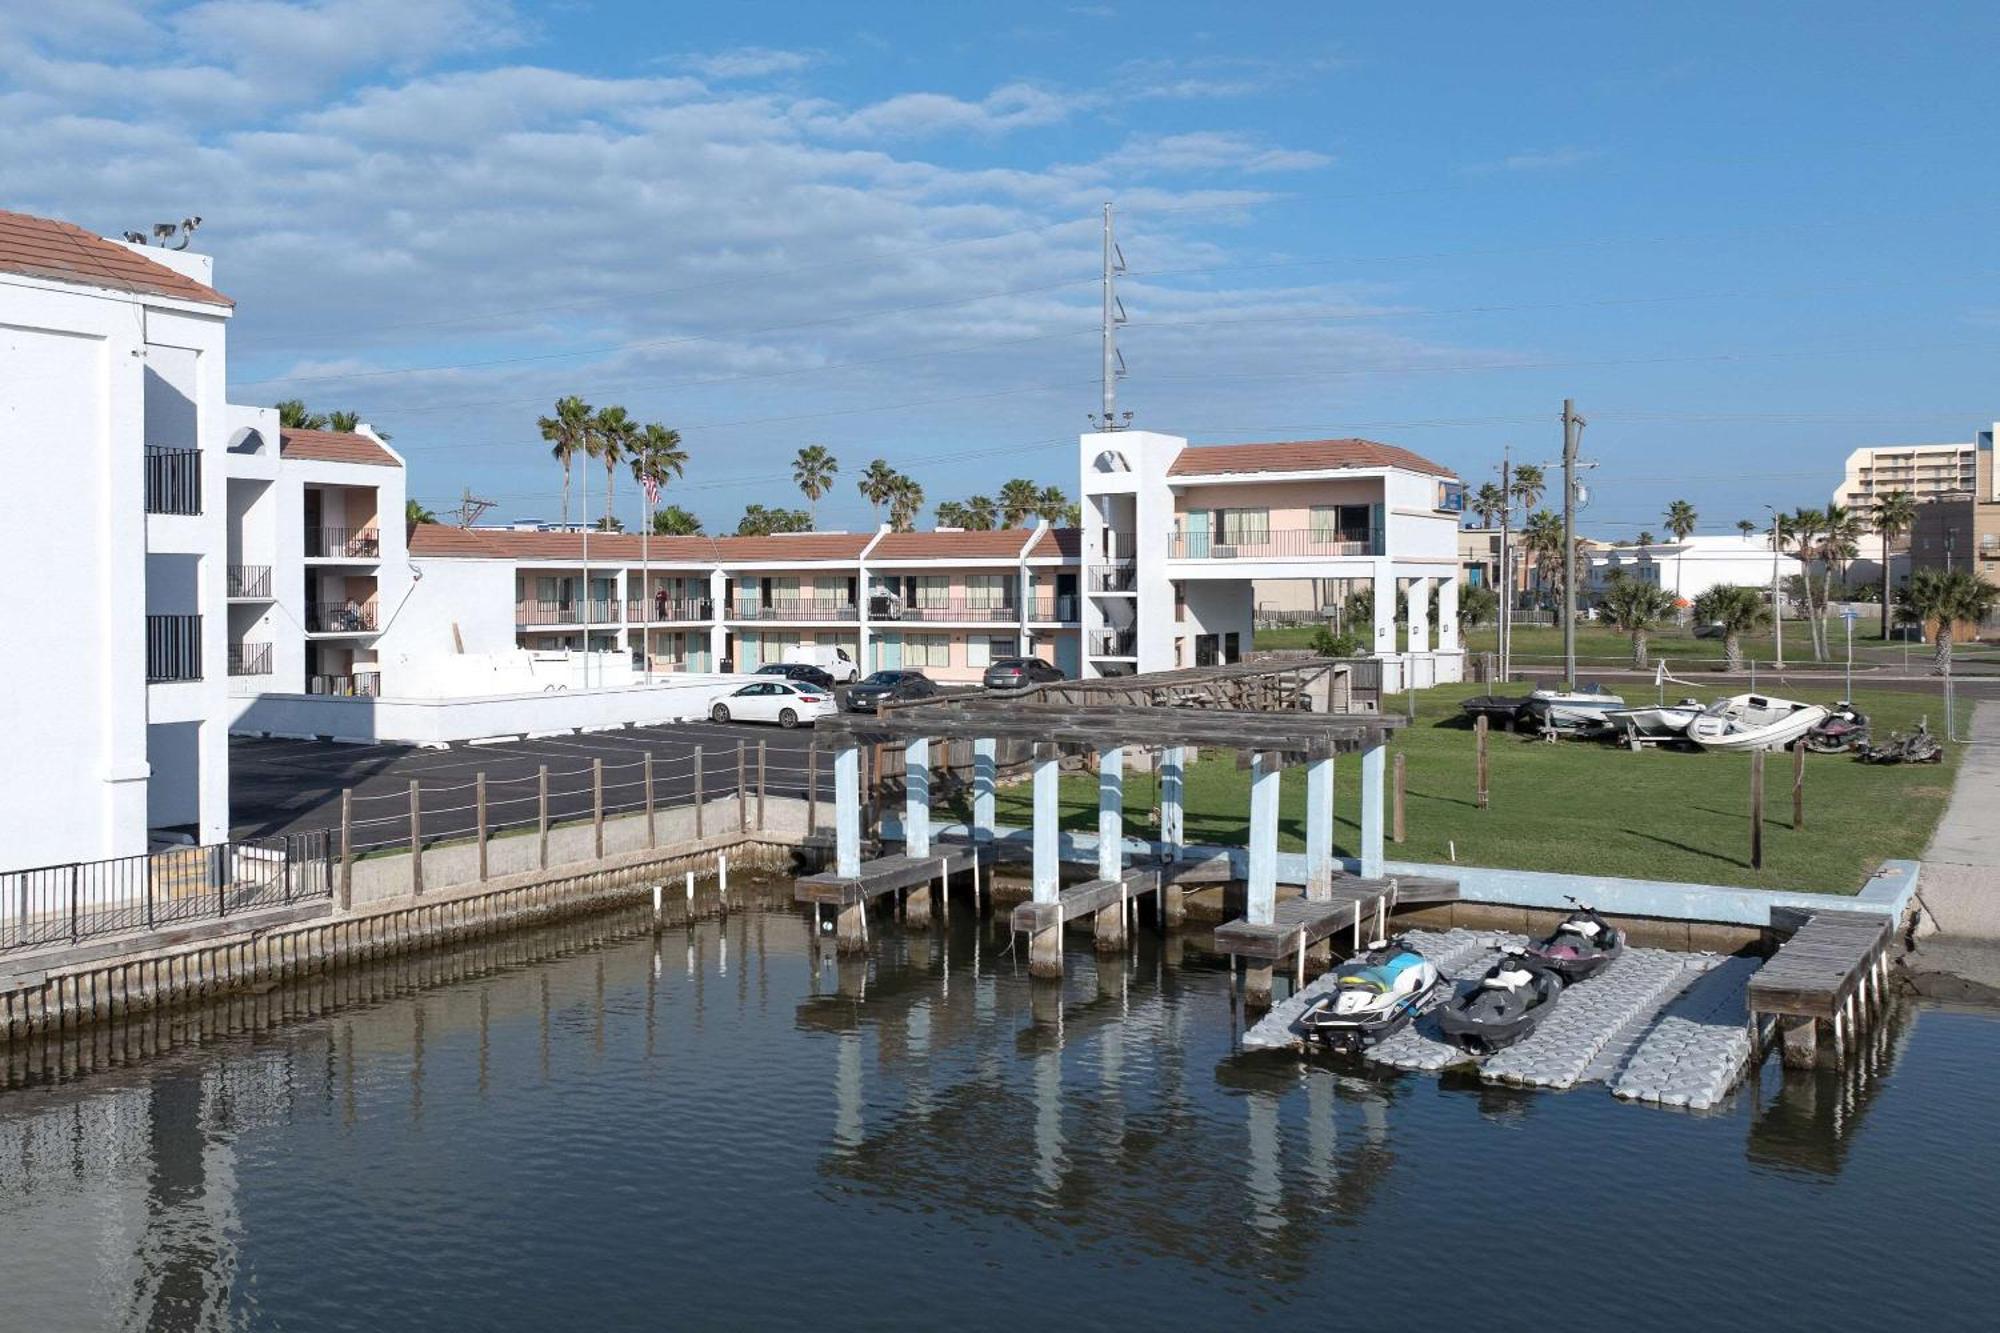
[[1, 893, 1994, 1331]]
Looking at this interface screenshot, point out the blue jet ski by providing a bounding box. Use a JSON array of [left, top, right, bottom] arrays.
[[1297, 938, 1443, 1053]]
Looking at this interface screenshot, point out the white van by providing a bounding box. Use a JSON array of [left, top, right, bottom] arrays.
[[784, 643, 861, 683]]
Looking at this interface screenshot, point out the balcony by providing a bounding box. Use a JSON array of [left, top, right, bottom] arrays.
[[730, 599, 859, 622], [144, 446, 202, 516], [1090, 629, 1137, 658], [516, 601, 621, 627], [304, 527, 381, 560], [1168, 528, 1378, 560], [146, 614, 202, 682], [1029, 595, 1080, 623], [308, 672, 380, 698], [897, 599, 1022, 623], [305, 601, 378, 634], [1088, 563, 1136, 593], [227, 564, 273, 599], [625, 597, 715, 623], [228, 642, 272, 676]]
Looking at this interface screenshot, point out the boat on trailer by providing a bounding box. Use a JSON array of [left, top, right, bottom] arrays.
[[1684, 693, 1828, 752], [1602, 698, 1703, 740], [1525, 683, 1627, 734]]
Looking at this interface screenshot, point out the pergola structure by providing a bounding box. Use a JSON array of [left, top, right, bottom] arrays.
[[796, 662, 1441, 997]]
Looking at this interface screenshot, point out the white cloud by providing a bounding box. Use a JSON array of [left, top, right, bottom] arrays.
[[1097, 131, 1333, 177], [1468, 146, 1604, 175], [803, 83, 1077, 140], [675, 46, 820, 80]]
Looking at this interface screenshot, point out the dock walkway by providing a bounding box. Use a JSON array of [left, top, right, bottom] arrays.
[[1213, 875, 1458, 963], [1746, 908, 1893, 1066]]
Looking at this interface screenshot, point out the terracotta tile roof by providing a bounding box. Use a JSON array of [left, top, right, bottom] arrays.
[[1168, 438, 1455, 479], [1027, 527, 1082, 558], [0, 209, 232, 307], [869, 527, 1044, 560], [407, 525, 499, 557], [717, 532, 874, 561], [280, 428, 401, 468]]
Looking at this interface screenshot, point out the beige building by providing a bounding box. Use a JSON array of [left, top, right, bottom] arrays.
[[1834, 441, 1978, 518], [1908, 429, 2000, 577]]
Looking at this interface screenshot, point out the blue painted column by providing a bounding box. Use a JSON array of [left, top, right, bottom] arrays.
[[1159, 745, 1186, 859], [1305, 752, 1336, 901], [1097, 745, 1124, 881], [1359, 740, 1386, 879], [903, 737, 930, 859], [1032, 746, 1061, 904], [1247, 751, 1280, 926], [834, 744, 862, 878], [972, 737, 997, 844]]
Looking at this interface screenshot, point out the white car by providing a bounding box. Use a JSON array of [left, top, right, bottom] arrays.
[[709, 680, 837, 729]]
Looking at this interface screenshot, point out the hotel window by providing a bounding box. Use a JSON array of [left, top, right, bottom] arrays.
[[915, 576, 950, 609], [965, 574, 1007, 609], [966, 635, 1017, 668], [1218, 508, 1270, 544], [1311, 504, 1372, 544], [537, 577, 574, 609], [813, 576, 846, 606], [906, 635, 951, 667]]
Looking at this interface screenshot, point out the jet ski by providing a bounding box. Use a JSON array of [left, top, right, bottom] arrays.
[[1436, 949, 1565, 1054], [1805, 701, 1870, 754], [1297, 938, 1443, 1053], [1523, 899, 1625, 984]]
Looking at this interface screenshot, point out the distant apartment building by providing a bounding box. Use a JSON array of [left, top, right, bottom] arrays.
[[1834, 440, 1978, 517], [0, 209, 236, 868], [1908, 426, 2000, 577], [1585, 535, 1804, 606]]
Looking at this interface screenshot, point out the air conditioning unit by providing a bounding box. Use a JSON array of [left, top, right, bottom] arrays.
[[1211, 544, 1239, 559]]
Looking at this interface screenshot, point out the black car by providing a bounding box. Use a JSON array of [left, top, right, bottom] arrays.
[[983, 656, 1065, 690], [754, 662, 837, 691], [844, 669, 938, 712]]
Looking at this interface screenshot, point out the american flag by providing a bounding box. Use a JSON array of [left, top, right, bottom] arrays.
[[640, 472, 660, 508]]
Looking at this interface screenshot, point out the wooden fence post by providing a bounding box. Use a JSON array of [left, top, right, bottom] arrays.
[[1750, 749, 1765, 870], [1475, 714, 1490, 809], [736, 742, 748, 832], [644, 754, 656, 849], [537, 764, 550, 869], [1792, 741, 1805, 831], [338, 789, 354, 910], [756, 740, 767, 831], [409, 780, 424, 896], [592, 758, 605, 859], [476, 773, 489, 882], [1392, 752, 1407, 844], [807, 742, 820, 833], [694, 746, 705, 839]]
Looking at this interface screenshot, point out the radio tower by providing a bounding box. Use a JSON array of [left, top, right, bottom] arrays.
[[1091, 201, 1129, 432]]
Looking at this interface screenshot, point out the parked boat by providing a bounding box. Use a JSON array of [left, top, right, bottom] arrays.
[[1459, 694, 1531, 728], [1523, 900, 1625, 984], [1525, 683, 1626, 733], [1436, 950, 1565, 1053], [1296, 938, 1443, 1053], [1601, 698, 1703, 740], [1683, 693, 1829, 752]]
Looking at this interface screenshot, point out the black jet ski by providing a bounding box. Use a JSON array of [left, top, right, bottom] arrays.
[[1436, 949, 1565, 1054], [1296, 938, 1443, 1053], [1523, 898, 1625, 984]]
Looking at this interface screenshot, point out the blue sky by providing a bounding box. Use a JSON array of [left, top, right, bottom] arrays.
[[5, 1, 1997, 535]]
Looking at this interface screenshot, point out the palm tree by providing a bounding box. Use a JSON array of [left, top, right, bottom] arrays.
[[1663, 498, 1698, 599], [1459, 582, 1500, 628], [1897, 568, 1998, 674], [1735, 519, 1758, 538], [1636, 530, 1657, 548], [1600, 579, 1679, 668], [1786, 506, 1827, 658], [1817, 503, 1863, 639], [965, 495, 998, 531], [998, 478, 1040, 527], [1033, 485, 1069, 524], [1522, 508, 1565, 607], [934, 500, 970, 529], [275, 399, 326, 430], [592, 405, 637, 528], [1692, 585, 1771, 672], [887, 475, 926, 533], [1509, 463, 1545, 519], [630, 422, 687, 517], [857, 459, 899, 525], [538, 395, 595, 528], [405, 497, 436, 529], [1470, 482, 1508, 529], [652, 504, 704, 535], [1872, 490, 1918, 640], [792, 444, 838, 526]]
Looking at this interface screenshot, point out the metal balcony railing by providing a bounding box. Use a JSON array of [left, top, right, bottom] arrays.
[[1028, 595, 1080, 622], [308, 672, 381, 697], [1088, 563, 1136, 593], [228, 642, 272, 676], [1168, 529, 1378, 559], [145, 614, 202, 682], [897, 599, 1021, 622], [626, 597, 715, 623], [515, 601, 621, 626], [730, 599, 859, 622], [305, 602, 378, 633], [304, 527, 381, 559], [144, 446, 202, 516], [1090, 629, 1137, 658], [227, 564, 272, 598]]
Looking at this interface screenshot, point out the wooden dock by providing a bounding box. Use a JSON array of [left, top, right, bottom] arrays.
[[1213, 875, 1458, 962], [1746, 908, 1895, 1068], [795, 844, 994, 949], [1009, 867, 1161, 954]]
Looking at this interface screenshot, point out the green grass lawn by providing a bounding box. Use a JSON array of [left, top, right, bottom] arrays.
[[988, 682, 1959, 894]]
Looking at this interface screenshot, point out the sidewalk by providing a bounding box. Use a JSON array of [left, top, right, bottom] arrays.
[[1916, 700, 2000, 940]]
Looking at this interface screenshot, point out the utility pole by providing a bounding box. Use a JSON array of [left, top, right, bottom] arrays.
[[1498, 445, 1512, 682], [1767, 506, 1784, 670], [1561, 399, 1584, 690], [450, 486, 496, 529], [1092, 201, 1129, 432]]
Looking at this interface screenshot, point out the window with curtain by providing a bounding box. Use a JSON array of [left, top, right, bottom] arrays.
[[965, 574, 1007, 609], [1219, 508, 1270, 544], [966, 635, 1017, 667], [916, 576, 950, 609], [907, 635, 951, 667]]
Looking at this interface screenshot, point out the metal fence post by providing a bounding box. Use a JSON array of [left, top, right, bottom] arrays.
[[410, 780, 424, 896], [693, 746, 705, 838], [757, 740, 767, 831], [338, 789, 353, 911], [644, 754, 656, 848], [538, 765, 550, 869], [737, 742, 748, 833], [593, 758, 605, 859], [283, 836, 294, 905], [214, 842, 227, 920], [69, 863, 81, 944], [807, 742, 819, 833], [476, 773, 490, 882]]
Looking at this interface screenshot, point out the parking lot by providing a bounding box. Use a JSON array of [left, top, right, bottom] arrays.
[[231, 719, 833, 854]]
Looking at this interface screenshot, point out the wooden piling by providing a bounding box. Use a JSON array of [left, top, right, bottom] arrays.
[[1392, 752, 1407, 844], [537, 765, 550, 869], [1792, 740, 1806, 831], [694, 746, 705, 838], [338, 789, 353, 910], [1475, 714, 1490, 809], [409, 780, 424, 896], [756, 740, 767, 831], [644, 754, 656, 848], [1750, 749, 1765, 870], [736, 742, 748, 833], [592, 758, 605, 858], [807, 742, 819, 833]]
